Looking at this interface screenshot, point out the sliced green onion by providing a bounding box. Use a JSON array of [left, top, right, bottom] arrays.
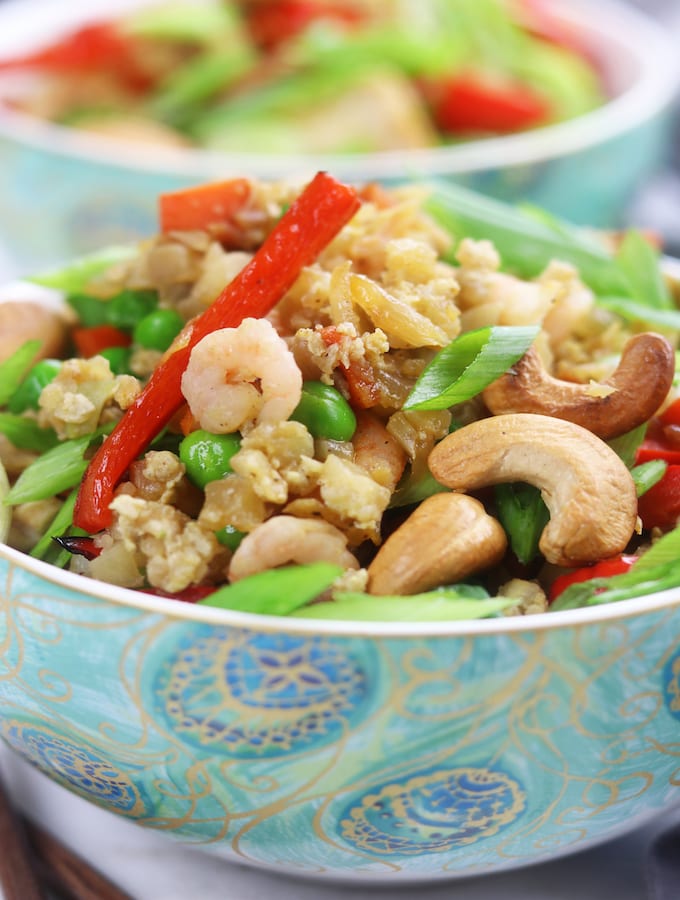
[[29, 489, 78, 561], [494, 483, 549, 565], [198, 563, 342, 614], [608, 424, 647, 468], [596, 297, 680, 330], [0, 340, 41, 405], [293, 589, 511, 621], [389, 469, 449, 508], [5, 424, 114, 505], [615, 231, 675, 311], [628, 525, 680, 574], [551, 528, 680, 611], [0, 458, 10, 543], [29, 246, 136, 293], [426, 182, 629, 296], [124, 0, 244, 43], [0, 414, 59, 453], [149, 49, 255, 125], [404, 325, 538, 410], [631, 460, 667, 497]]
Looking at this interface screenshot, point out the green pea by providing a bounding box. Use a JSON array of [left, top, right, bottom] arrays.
[[106, 289, 158, 330], [179, 430, 241, 489], [291, 381, 356, 441], [133, 308, 184, 351], [215, 525, 245, 550], [99, 346, 133, 375], [8, 359, 61, 413]]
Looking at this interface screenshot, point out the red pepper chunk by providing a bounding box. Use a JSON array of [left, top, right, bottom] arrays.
[[637, 465, 680, 531], [72, 325, 131, 358], [246, 1, 366, 51], [159, 179, 252, 233], [73, 172, 360, 534], [425, 72, 550, 135], [0, 23, 152, 92], [635, 407, 680, 466], [549, 554, 638, 603]]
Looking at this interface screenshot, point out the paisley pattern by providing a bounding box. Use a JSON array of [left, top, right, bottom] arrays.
[[340, 767, 525, 855], [154, 628, 371, 757], [0, 719, 147, 816], [2, 550, 680, 878], [662, 647, 680, 720]]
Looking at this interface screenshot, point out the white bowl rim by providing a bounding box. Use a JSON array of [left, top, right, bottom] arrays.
[[0, 0, 677, 181], [3, 540, 679, 639]]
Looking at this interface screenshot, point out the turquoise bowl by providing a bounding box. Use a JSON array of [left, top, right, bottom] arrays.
[[0, 0, 678, 274], [2, 541, 680, 882]]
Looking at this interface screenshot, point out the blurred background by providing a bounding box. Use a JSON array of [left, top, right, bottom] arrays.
[[0, 0, 678, 275]]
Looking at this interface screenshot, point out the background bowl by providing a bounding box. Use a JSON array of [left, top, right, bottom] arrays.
[[0, 0, 678, 274], [2, 536, 680, 882]]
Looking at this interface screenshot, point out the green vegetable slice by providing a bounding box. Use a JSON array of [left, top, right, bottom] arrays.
[[5, 424, 114, 505], [29, 489, 78, 561], [426, 182, 629, 296], [404, 325, 538, 410], [198, 563, 342, 614], [631, 460, 667, 497], [551, 527, 680, 611], [293, 589, 511, 621], [615, 231, 675, 311], [0, 414, 59, 453], [494, 483, 549, 565], [28, 246, 137, 293], [0, 340, 41, 405], [0, 458, 10, 543], [596, 297, 680, 330]]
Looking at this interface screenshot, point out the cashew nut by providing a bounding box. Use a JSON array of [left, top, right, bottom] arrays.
[[367, 492, 507, 595], [482, 333, 674, 440], [428, 413, 637, 567], [0, 301, 67, 364]]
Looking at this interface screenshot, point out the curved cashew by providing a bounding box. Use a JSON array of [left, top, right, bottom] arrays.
[[228, 515, 359, 581], [0, 301, 67, 364], [367, 493, 507, 595], [428, 413, 637, 567], [482, 333, 674, 440]]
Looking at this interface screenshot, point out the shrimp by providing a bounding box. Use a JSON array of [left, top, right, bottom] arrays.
[[228, 516, 360, 582], [180, 318, 303, 434], [352, 410, 407, 491]]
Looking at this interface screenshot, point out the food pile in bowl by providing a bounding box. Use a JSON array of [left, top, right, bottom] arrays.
[[0, 0, 606, 154], [2, 172, 680, 621]]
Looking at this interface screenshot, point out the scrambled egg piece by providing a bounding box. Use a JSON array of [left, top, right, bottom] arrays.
[[38, 357, 139, 439], [108, 494, 220, 593]]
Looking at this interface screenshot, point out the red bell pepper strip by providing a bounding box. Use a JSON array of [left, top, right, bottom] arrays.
[[158, 178, 252, 233], [637, 465, 680, 531], [548, 554, 638, 603], [0, 22, 151, 92], [424, 72, 550, 135], [73, 172, 360, 533], [72, 325, 131, 358]]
